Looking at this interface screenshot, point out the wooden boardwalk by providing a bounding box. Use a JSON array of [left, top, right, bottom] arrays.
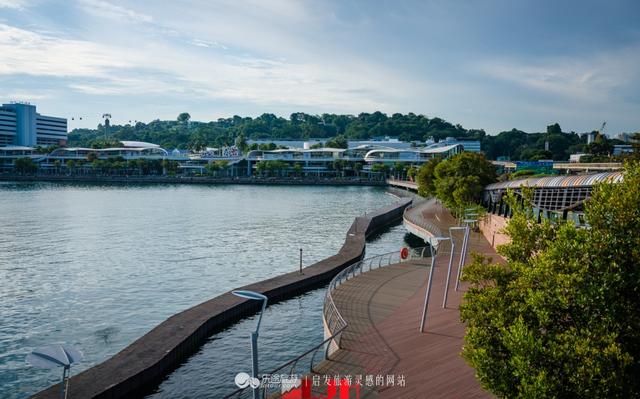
[[315, 200, 503, 398]]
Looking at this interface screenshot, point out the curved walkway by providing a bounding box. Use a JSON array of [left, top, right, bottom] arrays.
[[318, 200, 503, 398]]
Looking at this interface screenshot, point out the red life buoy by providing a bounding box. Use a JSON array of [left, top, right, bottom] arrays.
[[400, 247, 409, 260]]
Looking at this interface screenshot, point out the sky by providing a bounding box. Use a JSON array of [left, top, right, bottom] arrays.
[[1, 0, 639, 135]]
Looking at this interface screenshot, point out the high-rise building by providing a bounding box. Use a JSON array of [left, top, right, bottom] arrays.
[[0, 102, 67, 147]]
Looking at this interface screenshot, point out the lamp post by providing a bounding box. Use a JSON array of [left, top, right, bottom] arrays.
[[26, 344, 82, 399], [455, 219, 477, 291], [232, 290, 268, 399], [443, 226, 466, 308], [420, 236, 450, 333]]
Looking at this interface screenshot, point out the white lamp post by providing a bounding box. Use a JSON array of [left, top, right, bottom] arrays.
[[420, 236, 450, 333], [454, 219, 477, 291], [443, 226, 466, 308], [27, 344, 82, 399], [232, 290, 268, 399]]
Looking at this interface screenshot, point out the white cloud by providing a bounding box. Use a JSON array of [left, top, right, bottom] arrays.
[[0, 0, 27, 10], [5, 91, 49, 101], [0, 0, 28, 9], [76, 0, 153, 23], [473, 47, 640, 103], [0, 23, 133, 77]]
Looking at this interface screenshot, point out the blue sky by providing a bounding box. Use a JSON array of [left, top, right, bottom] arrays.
[[1, 0, 639, 134]]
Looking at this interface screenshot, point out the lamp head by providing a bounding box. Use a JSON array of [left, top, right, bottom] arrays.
[[232, 290, 267, 302]]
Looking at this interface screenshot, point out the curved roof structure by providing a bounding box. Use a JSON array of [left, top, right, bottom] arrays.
[[485, 171, 624, 191], [120, 140, 160, 148]]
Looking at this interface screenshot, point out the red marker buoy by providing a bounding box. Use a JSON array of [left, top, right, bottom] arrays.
[[400, 247, 409, 260]]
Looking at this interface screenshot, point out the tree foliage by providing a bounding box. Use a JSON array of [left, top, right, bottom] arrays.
[[417, 152, 496, 210], [14, 157, 37, 174], [460, 162, 640, 398], [416, 157, 441, 197]]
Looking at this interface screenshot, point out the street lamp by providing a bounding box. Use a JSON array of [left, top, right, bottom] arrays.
[[454, 219, 477, 291], [443, 226, 466, 308], [26, 344, 82, 399], [420, 236, 450, 333], [232, 290, 268, 399]]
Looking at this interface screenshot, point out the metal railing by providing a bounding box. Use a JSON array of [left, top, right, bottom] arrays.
[[224, 247, 431, 399], [323, 246, 432, 347], [402, 199, 444, 238]]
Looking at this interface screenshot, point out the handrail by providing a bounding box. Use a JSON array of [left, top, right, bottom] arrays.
[[323, 246, 432, 346], [403, 199, 444, 238], [224, 246, 431, 399]]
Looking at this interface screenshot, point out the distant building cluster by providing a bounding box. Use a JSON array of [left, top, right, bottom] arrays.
[[0, 105, 481, 175]]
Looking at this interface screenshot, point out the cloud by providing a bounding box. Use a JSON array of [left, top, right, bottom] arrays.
[[76, 0, 153, 23], [0, 0, 28, 9], [472, 47, 640, 103], [188, 38, 227, 50], [0, 23, 133, 77], [5, 91, 50, 101]]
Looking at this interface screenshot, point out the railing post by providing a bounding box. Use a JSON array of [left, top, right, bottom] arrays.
[[420, 253, 437, 332]]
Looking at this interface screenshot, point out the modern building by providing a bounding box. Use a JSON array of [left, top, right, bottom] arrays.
[[363, 143, 463, 164], [0, 102, 67, 147], [424, 137, 481, 153], [483, 171, 624, 224], [613, 144, 635, 156]]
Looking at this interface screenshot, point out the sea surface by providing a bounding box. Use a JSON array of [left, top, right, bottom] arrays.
[[0, 182, 407, 398]]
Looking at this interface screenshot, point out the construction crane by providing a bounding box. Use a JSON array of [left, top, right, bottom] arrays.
[[599, 121, 607, 137]]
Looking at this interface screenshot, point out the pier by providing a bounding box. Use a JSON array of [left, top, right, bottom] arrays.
[[317, 199, 503, 398]]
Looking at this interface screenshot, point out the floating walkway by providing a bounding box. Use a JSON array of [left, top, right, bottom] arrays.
[[319, 200, 503, 398]]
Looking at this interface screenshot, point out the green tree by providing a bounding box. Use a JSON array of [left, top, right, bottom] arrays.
[[432, 152, 496, 209], [325, 135, 348, 149], [14, 157, 38, 174], [406, 166, 418, 181], [546, 123, 562, 134], [177, 112, 191, 124], [370, 163, 388, 175], [353, 162, 363, 176], [461, 163, 640, 398], [416, 157, 441, 197], [293, 163, 303, 176]]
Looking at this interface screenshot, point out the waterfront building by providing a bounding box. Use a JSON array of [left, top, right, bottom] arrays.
[[483, 171, 623, 224], [423, 137, 481, 153], [0, 102, 67, 147], [348, 137, 412, 149], [363, 143, 463, 164]]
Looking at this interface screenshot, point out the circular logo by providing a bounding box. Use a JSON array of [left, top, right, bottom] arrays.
[[235, 372, 260, 389]]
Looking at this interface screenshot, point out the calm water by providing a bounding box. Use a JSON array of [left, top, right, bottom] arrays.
[[0, 182, 399, 398], [148, 223, 411, 398]]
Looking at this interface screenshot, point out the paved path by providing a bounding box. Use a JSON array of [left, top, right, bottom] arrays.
[[316, 200, 504, 398]]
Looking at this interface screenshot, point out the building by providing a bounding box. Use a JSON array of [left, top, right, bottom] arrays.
[[613, 144, 635, 156], [363, 144, 463, 164], [348, 138, 412, 149], [0, 102, 67, 147]]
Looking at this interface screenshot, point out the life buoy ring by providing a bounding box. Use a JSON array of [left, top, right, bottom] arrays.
[[400, 247, 409, 260]]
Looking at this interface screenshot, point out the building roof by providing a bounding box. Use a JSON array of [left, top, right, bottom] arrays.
[[120, 140, 160, 148], [485, 171, 624, 190], [0, 145, 35, 151]]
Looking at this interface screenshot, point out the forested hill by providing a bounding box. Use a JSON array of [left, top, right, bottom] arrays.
[[68, 111, 621, 161], [70, 112, 482, 148]]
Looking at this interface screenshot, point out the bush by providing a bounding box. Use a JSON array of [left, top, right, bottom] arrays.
[[460, 162, 640, 398]]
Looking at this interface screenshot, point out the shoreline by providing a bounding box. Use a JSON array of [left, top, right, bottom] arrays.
[[0, 174, 386, 186]]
